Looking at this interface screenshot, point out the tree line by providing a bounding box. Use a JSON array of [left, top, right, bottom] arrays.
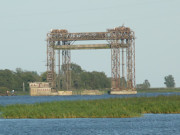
[[0, 68, 41, 92], [136, 75, 176, 89], [0, 63, 111, 92], [0, 63, 176, 93], [51, 63, 111, 90]]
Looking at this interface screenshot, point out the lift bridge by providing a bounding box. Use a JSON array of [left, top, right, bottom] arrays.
[[46, 26, 136, 94]]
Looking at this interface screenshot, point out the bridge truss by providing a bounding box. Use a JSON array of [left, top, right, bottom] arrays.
[[46, 26, 136, 92]]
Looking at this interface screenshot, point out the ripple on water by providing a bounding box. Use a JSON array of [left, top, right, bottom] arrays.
[[0, 114, 180, 135], [1, 92, 180, 105]]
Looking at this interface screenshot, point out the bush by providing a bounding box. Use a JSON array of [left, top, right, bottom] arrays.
[[0, 87, 10, 95]]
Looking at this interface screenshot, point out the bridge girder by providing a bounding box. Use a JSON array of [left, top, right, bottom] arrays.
[[46, 26, 135, 91]]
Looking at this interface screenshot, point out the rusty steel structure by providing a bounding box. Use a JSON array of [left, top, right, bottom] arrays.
[[46, 26, 135, 91]]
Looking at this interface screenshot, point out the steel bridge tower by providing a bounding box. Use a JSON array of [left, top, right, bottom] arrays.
[[46, 26, 136, 94]]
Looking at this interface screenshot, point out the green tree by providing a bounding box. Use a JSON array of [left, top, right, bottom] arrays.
[[21, 71, 40, 91], [0, 69, 16, 90], [136, 84, 144, 89], [120, 77, 127, 88], [40, 72, 47, 82], [0, 87, 10, 95], [0, 68, 41, 92], [143, 79, 150, 89], [60, 63, 111, 90], [164, 75, 175, 88], [136, 79, 150, 89], [71, 63, 83, 74], [0, 63, 111, 92]]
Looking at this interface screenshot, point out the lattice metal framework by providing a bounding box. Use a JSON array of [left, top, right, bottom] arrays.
[[47, 40, 56, 88], [62, 41, 71, 90], [46, 26, 135, 91]]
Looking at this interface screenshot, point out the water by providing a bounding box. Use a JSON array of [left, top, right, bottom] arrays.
[[0, 114, 179, 135], [0, 93, 180, 135], [1, 92, 180, 105]]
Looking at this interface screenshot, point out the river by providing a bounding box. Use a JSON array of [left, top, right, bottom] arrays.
[[0, 92, 180, 135], [1, 92, 180, 105], [0, 114, 180, 135]]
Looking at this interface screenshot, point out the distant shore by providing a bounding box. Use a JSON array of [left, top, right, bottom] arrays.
[[1, 88, 180, 96], [0, 95, 180, 119], [137, 88, 180, 93]]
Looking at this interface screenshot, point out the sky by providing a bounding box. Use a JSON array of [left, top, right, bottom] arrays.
[[0, 0, 180, 87]]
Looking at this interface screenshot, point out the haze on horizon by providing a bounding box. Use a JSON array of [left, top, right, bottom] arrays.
[[0, 0, 180, 88]]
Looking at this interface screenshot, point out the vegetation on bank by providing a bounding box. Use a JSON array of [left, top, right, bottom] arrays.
[[164, 75, 175, 88], [137, 88, 180, 93], [137, 75, 176, 89], [0, 64, 177, 96], [0, 95, 180, 119], [0, 63, 111, 95]]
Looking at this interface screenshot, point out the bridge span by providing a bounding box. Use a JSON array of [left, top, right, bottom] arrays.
[[46, 26, 136, 94], [54, 44, 128, 50]]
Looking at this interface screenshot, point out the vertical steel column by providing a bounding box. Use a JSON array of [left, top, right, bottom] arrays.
[[62, 41, 71, 90], [130, 40, 133, 89], [126, 37, 135, 90], [47, 40, 56, 89], [126, 41, 129, 89], [121, 47, 125, 89], [57, 41, 61, 90], [132, 37, 136, 89], [126, 40, 130, 89], [111, 38, 121, 91], [126, 40, 131, 89]]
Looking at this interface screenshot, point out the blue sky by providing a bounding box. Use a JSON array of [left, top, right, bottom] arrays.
[[0, 0, 180, 87]]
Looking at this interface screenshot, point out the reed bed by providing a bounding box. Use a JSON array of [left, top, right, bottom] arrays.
[[1, 95, 180, 119], [137, 88, 180, 93]]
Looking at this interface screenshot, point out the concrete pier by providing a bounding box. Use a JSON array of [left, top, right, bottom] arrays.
[[58, 91, 73, 95], [80, 90, 104, 95], [110, 90, 137, 95]]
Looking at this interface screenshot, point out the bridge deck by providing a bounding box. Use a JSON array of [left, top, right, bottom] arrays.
[[54, 44, 128, 50]]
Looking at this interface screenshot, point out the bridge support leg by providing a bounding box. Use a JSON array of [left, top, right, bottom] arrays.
[[47, 40, 71, 91], [47, 40, 56, 89], [110, 38, 136, 94], [62, 41, 71, 90], [111, 40, 121, 91]]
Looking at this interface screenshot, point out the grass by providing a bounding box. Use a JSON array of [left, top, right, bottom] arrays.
[[15, 91, 29, 96], [0, 91, 30, 96], [0, 95, 180, 119], [137, 88, 180, 93]]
